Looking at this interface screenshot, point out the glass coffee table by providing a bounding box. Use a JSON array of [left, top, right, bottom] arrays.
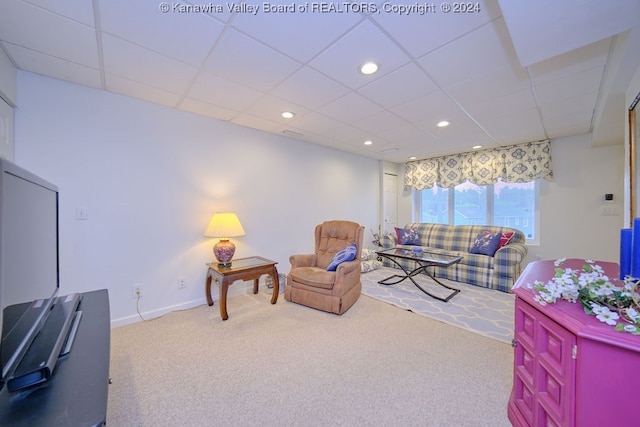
[[376, 248, 462, 302]]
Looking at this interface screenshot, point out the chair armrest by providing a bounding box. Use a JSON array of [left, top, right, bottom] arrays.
[[290, 253, 317, 268], [331, 259, 362, 295], [335, 258, 360, 275]]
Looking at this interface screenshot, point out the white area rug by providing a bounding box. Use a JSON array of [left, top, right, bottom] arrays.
[[361, 267, 515, 344]]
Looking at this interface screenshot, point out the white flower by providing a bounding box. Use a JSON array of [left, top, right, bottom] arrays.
[[534, 295, 548, 306], [590, 303, 607, 315], [596, 309, 619, 326], [531, 261, 640, 334], [594, 281, 621, 296], [626, 308, 640, 322]]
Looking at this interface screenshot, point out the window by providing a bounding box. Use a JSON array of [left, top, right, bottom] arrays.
[[417, 179, 538, 240]]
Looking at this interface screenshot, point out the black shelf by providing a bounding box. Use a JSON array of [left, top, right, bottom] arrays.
[[0, 289, 110, 427]]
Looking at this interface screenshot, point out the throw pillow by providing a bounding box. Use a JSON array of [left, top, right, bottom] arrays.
[[395, 227, 420, 246], [470, 231, 501, 256], [361, 259, 382, 273], [497, 231, 515, 249], [327, 243, 357, 271], [483, 230, 515, 249]]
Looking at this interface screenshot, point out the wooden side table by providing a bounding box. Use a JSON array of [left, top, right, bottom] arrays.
[[205, 256, 279, 320]]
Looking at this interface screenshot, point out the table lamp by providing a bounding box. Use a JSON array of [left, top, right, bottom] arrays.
[[203, 212, 246, 267]]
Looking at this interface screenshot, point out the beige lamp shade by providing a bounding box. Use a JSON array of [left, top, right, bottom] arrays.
[[203, 212, 246, 238], [204, 213, 245, 267]]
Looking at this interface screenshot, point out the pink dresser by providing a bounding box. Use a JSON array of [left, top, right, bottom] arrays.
[[508, 259, 640, 426]]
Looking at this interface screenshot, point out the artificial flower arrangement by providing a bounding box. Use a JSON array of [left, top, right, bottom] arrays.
[[529, 258, 640, 335]]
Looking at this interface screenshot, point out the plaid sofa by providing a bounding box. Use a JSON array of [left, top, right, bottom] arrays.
[[381, 223, 528, 293]]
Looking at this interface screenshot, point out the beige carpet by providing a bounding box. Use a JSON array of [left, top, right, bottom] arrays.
[[107, 291, 514, 426]]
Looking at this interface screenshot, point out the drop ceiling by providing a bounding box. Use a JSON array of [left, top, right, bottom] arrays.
[[1, 0, 639, 163]]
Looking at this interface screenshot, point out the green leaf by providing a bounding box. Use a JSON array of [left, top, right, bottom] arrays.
[[615, 324, 625, 332]]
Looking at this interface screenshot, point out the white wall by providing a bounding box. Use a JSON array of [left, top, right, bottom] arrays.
[[395, 135, 625, 264], [14, 71, 380, 326], [531, 135, 624, 263]]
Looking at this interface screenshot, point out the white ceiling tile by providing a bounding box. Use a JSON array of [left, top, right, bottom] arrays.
[[444, 66, 531, 106], [102, 34, 198, 94], [461, 89, 538, 121], [0, 0, 99, 67], [203, 28, 301, 91], [2, 42, 102, 89], [243, 94, 311, 123], [106, 73, 182, 108], [499, 0, 640, 66], [535, 66, 604, 106], [179, 97, 238, 121], [376, 124, 435, 145], [270, 66, 350, 110], [230, 113, 281, 133], [357, 63, 439, 108], [232, 9, 362, 63], [392, 90, 467, 126], [478, 108, 547, 143], [418, 18, 518, 88], [1, 0, 634, 163], [373, 0, 501, 58], [309, 20, 412, 89], [281, 112, 348, 136], [317, 123, 372, 143], [24, 0, 95, 26], [529, 38, 611, 84], [542, 107, 595, 135], [319, 92, 384, 123], [99, 0, 223, 67], [352, 111, 408, 134], [188, 71, 264, 111], [538, 92, 599, 121]]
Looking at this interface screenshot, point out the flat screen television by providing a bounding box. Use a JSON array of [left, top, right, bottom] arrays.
[[0, 158, 81, 392]]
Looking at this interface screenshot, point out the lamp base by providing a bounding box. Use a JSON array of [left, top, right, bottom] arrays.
[[214, 238, 235, 267]]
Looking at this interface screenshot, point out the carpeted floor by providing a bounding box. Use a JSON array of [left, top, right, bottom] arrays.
[[107, 290, 513, 426], [361, 267, 515, 344]]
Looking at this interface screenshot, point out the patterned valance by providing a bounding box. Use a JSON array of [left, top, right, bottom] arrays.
[[404, 140, 554, 190]]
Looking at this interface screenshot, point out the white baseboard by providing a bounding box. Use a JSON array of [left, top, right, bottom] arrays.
[[110, 280, 263, 328]]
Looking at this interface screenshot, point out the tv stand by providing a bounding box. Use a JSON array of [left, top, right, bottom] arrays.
[[0, 289, 110, 426]]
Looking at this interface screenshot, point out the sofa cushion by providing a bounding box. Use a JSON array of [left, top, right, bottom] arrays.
[[395, 226, 420, 245], [326, 243, 357, 271], [469, 231, 501, 256]]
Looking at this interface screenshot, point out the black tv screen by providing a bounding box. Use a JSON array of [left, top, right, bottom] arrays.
[[0, 158, 59, 388]]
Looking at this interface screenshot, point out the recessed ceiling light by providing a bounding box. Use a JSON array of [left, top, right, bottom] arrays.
[[281, 111, 295, 119], [437, 120, 450, 127], [364, 140, 373, 146], [359, 62, 379, 75], [472, 145, 482, 149]]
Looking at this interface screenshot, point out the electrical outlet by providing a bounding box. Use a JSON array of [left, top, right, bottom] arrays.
[[132, 284, 143, 298], [178, 277, 186, 289]]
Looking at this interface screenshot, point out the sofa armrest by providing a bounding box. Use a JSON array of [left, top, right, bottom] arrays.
[[493, 243, 528, 272], [381, 232, 397, 249], [289, 253, 317, 268]]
